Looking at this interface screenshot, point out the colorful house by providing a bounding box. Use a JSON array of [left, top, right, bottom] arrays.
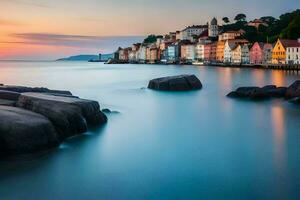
[[241, 44, 250, 64], [250, 42, 264, 64], [216, 41, 226, 62], [271, 39, 300, 64], [263, 43, 273, 64], [181, 44, 196, 61], [232, 45, 242, 64], [209, 42, 217, 62]]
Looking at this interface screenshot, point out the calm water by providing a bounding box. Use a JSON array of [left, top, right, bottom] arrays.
[[0, 61, 300, 200]]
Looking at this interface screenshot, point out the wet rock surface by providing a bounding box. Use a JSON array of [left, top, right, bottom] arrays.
[[227, 80, 300, 101], [148, 75, 202, 91], [0, 84, 107, 155]]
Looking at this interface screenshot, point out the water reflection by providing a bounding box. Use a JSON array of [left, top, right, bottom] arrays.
[[271, 71, 286, 86], [252, 69, 266, 86], [271, 106, 286, 171]]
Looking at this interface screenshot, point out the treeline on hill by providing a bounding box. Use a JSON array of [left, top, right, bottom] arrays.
[[222, 9, 300, 43]]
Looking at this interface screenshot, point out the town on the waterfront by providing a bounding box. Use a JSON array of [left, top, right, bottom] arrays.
[[107, 10, 300, 68]]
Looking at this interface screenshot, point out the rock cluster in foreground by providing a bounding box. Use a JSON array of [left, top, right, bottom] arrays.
[[0, 84, 107, 155], [148, 75, 202, 91], [227, 80, 300, 103]]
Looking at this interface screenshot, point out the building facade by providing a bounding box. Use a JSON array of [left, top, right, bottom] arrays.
[[286, 46, 300, 64], [180, 25, 208, 41], [250, 42, 264, 64], [181, 44, 196, 61], [272, 39, 300, 64], [232, 45, 242, 64], [216, 41, 226, 62], [241, 44, 250, 64], [263, 43, 273, 64]]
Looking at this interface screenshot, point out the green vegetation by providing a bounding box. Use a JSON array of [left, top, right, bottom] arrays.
[[222, 9, 300, 43], [143, 35, 158, 44], [222, 17, 230, 24]]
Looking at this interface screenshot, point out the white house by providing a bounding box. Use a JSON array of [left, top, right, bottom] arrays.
[[224, 40, 237, 63], [181, 44, 196, 61], [195, 43, 205, 61], [180, 25, 208, 41], [137, 45, 147, 61], [286, 46, 300, 64]]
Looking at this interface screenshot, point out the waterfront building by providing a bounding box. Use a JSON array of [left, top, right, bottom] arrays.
[[250, 42, 264, 64], [137, 45, 147, 62], [128, 50, 137, 62], [209, 42, 217, 62], [232, 44, 242, 64], [271, 39, 300, 64], [195, 43, 204, 61], [241, 44, 250, 64], [218, 30, 245, 41], [208, 17, 219, 38], [180, 25, 208, 41], [247, 19, 268, 29], [263, 43, 273, 64], [181, 43, 196, 61], [216, 41, 226, 62], [286, 42, 300, 64], [119, 47, 131, 61], [149, 47, 159, 63], [167, 44, 180, 63], [224, 40, 237, 63]]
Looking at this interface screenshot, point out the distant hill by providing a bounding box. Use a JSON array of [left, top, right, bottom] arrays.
[[56, 55, 99, 61], [56, 54, 113, 61]]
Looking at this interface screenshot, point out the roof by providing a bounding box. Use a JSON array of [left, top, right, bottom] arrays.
[[183, 25, 208, 31], [280, 39, 300, 48], [211, 17, 217, 25]]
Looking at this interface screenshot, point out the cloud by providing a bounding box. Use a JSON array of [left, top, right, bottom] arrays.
[[5, 33, 145, 52]]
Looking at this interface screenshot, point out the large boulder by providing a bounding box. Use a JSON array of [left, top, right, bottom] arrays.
[[0, 106, 60, 155], [148, 75, 202, 91], [0, 90, 20, 101], [17, 93, 107, 140], [285, 80, 300, 99], [227, 85, 287, 100], [0, 85, 72, 95]]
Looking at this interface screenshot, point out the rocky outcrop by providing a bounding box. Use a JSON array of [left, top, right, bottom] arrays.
[[0, 84, 107, 156], [285, 80, 300, 99], [148, 75, 202, 91], [227, 85, 287, 100], [0, 106, 60, 155], [0, 85, 72, 95], [17, 93, 107, 140]]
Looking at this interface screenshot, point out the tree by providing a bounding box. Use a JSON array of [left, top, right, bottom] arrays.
[[234, 13, 247, 22], [260, 16, 277, 25], [222, 17, 230, 24], [143, 35, 157, 44], [280, 13, 300, 39]]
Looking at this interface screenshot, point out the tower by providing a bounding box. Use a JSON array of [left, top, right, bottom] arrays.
[[209, 17, 218, 38]]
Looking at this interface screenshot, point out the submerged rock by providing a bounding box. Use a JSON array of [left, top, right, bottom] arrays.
[[17, 93, 107, 140], [285, 80, 300, 99], [227, 85, 287, 100], [148, 74, 202, 91], [102, 108, 120, 114], [0, 106, 60, 155]]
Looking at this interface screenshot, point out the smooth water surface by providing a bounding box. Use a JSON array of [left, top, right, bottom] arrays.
[[0, 61, 300, 200]]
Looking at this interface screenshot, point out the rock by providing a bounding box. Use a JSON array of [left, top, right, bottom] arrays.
[[0, 85, 72, 95], [102, 108, 120, 114], [0, 99, 16, 106], [0, 90, 20, 101], [0, 106, 60, 155], [227, 86, 287, 100], [148, 75, 202, 91], [17, 93, 107, 140], [285, 80, 300, 99]]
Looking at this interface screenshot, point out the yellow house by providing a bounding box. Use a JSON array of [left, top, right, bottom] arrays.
[[272, 39, 299, 64]]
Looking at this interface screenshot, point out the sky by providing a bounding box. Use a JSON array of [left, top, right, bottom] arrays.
[[0, 0, 299, 60]]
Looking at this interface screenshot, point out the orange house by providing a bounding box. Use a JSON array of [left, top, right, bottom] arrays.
[[216, 41, 226, 62], [272, 39, 299, 64]]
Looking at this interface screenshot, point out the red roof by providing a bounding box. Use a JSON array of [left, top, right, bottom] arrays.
[[280, 39, 300, 48]]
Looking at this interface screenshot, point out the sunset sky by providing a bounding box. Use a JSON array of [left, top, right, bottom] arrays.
[[0, 0, 299, 60]]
